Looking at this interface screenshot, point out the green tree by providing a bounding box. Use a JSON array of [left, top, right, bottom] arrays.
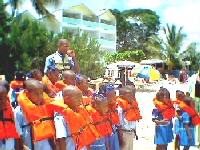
[[110, 9, 160, 55], [48, 30, 105, 79], [9, 18, 52, 73], [182, 42, 200, 72], [163, 24, 186, 71], [104, 50, 145, 63], [4, 0, 60, 20], [0, 0, 12, 80]]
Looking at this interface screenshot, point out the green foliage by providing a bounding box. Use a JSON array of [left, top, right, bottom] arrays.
[[110, 8, 160, 55], [9, 18, 52, 73], [162, 24, 186, 71], [182, 42, 200, 72], [104, 50, 145, 63]]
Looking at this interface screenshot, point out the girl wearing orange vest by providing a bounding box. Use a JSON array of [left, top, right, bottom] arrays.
[[42, 65, 60, 98], [86, 93, 112, 150], [99, 84, 121, 150], [76, 74, 93, 106], [178, 97, 200, 149], [53, 85, 99, 150], [15, 79, 56, 150], [152, 88, 174, 150], [0, 81, 21, 150]]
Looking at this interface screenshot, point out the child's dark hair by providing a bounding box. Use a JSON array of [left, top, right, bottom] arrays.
[[76, 74, 88, 84], [30, 69, 42, 78], [92, 93, 107, 103], [46, 65, 58, 74], [159, 88, 170, 99], [15, 71, 26, 81], [0, 80, 10, 93]]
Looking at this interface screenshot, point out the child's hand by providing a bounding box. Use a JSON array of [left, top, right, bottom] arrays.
[[188, 135, 193, 141], [23, 145, 30, 150], [162, 119, 168, 125]]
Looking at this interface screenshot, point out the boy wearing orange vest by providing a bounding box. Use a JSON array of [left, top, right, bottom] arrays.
[[0, 81, 21, 150], [42, 65, 60, 98], [117, 85, 142, 150], [99, 84, 121, 150], [76, 74, 93, 106], [15, 79, 56, 150], [86, 93, 113, 150], [52, 85, 99, 150]]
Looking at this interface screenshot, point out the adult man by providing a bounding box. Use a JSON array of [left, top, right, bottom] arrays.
[[44, 39, 80, 74]]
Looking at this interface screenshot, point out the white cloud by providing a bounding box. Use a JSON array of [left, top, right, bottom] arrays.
[[124, 0, 200, 51]]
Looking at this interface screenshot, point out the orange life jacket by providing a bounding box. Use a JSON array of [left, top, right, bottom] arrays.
[[10, 80, 24, 90], [18, 92, 55, 142], [48, 101, 100, 149], [42, 75, 60, 97], [82, 88, 93, 106], [107, 102, 120, 125], [178, 101, 200, 126], [55, 80, 66, 91], [86, 105, 113, 137], [153, 98, 175, 120], [117, 97, 142, 121], [0, 99, 20, 140]]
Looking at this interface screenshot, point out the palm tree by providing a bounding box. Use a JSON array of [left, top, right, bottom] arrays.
[[163, 24, 186, 71], [4, 0, 60, 19], [182, 42, 200, 73]]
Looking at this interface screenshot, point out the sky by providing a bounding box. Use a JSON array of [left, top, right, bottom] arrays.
[[14, 0, 200, 51]]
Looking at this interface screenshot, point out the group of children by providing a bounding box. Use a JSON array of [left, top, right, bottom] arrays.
[[153, 88, 200, 150], [0, 65, 142, 150]]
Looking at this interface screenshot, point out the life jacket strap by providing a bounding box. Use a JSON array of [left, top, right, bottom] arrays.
[[0, 117, 14, 123], [21, 117, 54, 128]]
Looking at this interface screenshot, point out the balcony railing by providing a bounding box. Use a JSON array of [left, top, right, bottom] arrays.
[[99, 39, 116, 47], [62, 17, 116, 30], [62, 17, 81, 25]]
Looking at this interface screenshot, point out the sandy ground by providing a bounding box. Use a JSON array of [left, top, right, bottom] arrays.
[[132, 83, 199, 150]]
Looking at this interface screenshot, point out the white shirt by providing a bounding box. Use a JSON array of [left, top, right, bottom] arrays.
[[118, 106, 136, 130], [54, 113, 87, 150]]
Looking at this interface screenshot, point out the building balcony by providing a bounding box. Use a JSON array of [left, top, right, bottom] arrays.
[[62, 17, 116, 31], [99, 39, 116, 48]]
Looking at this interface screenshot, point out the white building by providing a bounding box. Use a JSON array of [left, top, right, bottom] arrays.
[[42, 4, 117, 53]]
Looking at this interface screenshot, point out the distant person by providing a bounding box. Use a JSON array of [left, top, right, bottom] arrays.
[[44, 39, 80, 74]]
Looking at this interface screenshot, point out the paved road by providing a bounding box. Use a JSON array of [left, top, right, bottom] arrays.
[[132, 83, 199, 150]]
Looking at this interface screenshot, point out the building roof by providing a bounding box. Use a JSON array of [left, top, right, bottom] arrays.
[[63, 3, 96, 17], [96, 9, 115, 21]]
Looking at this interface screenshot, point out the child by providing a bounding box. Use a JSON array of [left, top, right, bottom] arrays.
[[178, 97, 200, 150], [117, 85, 142, 150], [30, 69, 50, 96], [76, 74, 93, 106], [10, 71, 26, 108], [30, 69, 43, 81], [152, 88, 175, 150], [174, 90, 185, 150], [99, 84, 121, 150], [42, 65, 61, 98], [54, 70, 76, 98], [86, 93, 113, 150], [15, 79, 56, 150], [51, 85, 99, 150], [0, 81, 21, 150]]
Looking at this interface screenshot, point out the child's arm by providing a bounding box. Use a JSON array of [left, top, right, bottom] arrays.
[[105, 138, 110, 150], [184, 124, 193, 141], [48, 137, 57, 150], [117, 125, 125, 147], [58, 138, 67, 150], [15, 137, 29, 150], [153, 119, 168, 125]]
